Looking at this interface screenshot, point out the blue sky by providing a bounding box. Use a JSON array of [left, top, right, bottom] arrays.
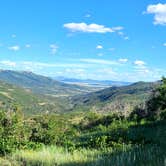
[[0, 0, 166, 81]]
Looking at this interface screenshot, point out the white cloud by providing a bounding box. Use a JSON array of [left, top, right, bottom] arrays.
[[117, 31, 129, 40], [0, 60, 16, 67], [50, 44, 58, 55], [163, 43, 166, 46], [8, 45, 20, 51], [25, 44, 31, 48], [135, 68, 150, 74], [20, 61, 88, 68], [134, 60, 146, 66], [112, 27, 124, 31], [119, 58, 128, 63], [0, 59, 165, 82], [80, 58, 119, 65], [64, 22, 123, 33], [96, 45, 103, 49], [146, 3, 166, 25]]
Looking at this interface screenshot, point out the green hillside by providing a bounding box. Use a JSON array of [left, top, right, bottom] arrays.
[[0, 70, 97, 97], [0, 80, 69, 115], [71, 81, 159, 114]]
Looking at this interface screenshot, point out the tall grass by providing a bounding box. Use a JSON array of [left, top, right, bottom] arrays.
[[11, 146, 101, 166], [2, 145, 165, 166]]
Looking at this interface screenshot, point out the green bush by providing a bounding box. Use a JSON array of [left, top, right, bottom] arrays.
[[130, 77, 166, 121], [0, 108, 26, 155]]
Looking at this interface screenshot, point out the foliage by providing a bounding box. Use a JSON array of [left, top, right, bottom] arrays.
[[0, 107, 26, 155], [0, 77, 166, 165], [130, 77, 166, 121], [0, 80, 72, 116]]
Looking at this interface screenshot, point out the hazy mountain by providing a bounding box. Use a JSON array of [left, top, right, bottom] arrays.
[[55, 77, 132, 87], [0, 70, 97, 97]]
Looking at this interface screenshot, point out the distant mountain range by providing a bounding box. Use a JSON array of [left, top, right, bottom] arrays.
[[55, 76, 132, 87], [0, 70, 98, 97], [0, 69, 160, 115]]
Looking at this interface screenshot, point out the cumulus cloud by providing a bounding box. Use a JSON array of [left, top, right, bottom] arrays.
[[146, 3, 166, 25], [134, 60, 146, 66], [50, 44, 58, 55], [96, 45, 103, 49], [8, 45, 20, 51], [64, 22, 123, 33]]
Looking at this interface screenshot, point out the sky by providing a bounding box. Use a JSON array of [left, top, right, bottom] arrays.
[[0, 0, 166, 82]]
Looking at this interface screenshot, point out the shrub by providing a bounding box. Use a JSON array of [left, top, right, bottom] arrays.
[[0, 108, 26, 155]]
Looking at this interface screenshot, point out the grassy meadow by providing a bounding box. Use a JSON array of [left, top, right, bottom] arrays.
[[1, 144, 165, 166]]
